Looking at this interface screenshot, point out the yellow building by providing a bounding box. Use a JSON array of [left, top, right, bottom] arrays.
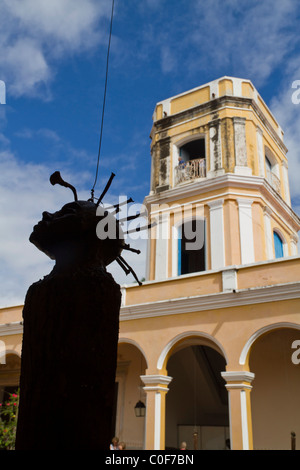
[[1, 76, 300, 450]]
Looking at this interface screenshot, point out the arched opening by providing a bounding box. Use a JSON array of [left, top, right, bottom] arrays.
[[178, 219, 206, 275], [114, 341, 147, 450], [249, 327, 300, 449], [165, 339, 229, 450], [175, 138, 206, 184], [179, 139, 206, 162]]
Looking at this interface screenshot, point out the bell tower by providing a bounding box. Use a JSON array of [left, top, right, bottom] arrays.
[[144, 77, 300, 281]]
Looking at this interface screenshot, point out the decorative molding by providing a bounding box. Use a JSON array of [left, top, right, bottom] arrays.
[[144, 173, 300, 229], [221, 371, 255, 384], [157, 331, 228, 370], [222, 269, 238, 292], [120, 281, 300, 321], [140, 375, 173, 387], [0, 322, 23, 336], [237, 198, 255, 264], [208, 199, 225, 269], [239, 322, 300, 365]]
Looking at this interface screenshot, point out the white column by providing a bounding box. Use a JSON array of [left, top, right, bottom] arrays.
[[256, 126, 265, 177], [155, 214, 169, 280], [141, 375, 173, 450], [208, 199, 225, 270], [281, 161, 291, 205], [263, 206, 274, 260], [221, 371, 255, 450], [0, 340, 6, 364], [237, 199, 255, 264], [233, 117, 252, 176], [208, 120, 224, 178], [291, 234, 299, 256]]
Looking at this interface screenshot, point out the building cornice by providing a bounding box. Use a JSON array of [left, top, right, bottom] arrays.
[[144, 173, 300, 229], [152, 94, 287, 154], [120, 282, 300, 321], [0, 321, 23, 336]]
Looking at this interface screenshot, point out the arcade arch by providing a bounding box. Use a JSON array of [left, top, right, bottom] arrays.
[[160, 333, 229, 450], [248, 325, 300, 449], [115, 341, 147, 450]]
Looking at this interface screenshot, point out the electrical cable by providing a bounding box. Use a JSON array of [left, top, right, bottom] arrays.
[[91, 0, 115, 200]]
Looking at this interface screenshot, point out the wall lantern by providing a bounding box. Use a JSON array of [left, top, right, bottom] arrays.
[[134, 400, 146, 418]]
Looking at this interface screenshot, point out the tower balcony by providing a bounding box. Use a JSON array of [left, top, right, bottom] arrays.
[[175, 158, 206, 185]]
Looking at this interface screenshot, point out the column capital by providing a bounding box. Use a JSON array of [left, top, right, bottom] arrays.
[[141, 374, 173, 392], [207, 198, 224, 210], [221, 371, 255, 390], [263, 205, 272, 217], [236, 198, 253, 208], [232, 116, 246, 125], [256, 125, 263, 136]]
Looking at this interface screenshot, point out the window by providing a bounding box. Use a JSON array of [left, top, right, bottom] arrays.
[[175, 138, 206, 184], [179, 139, 206, 162], [273, 231, 284, 259], [178, 219, 206, 275]]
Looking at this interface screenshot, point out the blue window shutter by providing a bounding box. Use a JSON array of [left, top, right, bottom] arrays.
[[274, 232, 284, 258], [178, 236, 181, 275]]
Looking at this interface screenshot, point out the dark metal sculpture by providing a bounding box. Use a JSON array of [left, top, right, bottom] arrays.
[[15, 172, 145, 450]]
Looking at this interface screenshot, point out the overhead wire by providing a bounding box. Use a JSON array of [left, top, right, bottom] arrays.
[[91, 0, 115, 200]]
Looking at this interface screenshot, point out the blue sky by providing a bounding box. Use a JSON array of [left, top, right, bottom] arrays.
[[1, 0, 300, 307]]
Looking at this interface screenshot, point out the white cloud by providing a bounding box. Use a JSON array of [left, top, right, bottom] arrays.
[[167, 0, 299, 85], [0, 0, 111, 98], [270, 82, 300, 217], [2, 38, 51, 98], [0, 148, 147, 307]]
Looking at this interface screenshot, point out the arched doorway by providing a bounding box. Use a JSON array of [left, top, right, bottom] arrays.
[[249, 327, 300, 450], [114, 341, 147, 450], [165, 338, 229, 450]]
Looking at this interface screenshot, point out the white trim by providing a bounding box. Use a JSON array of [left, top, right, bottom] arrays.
[[208, 199, 225, 269], [256, 126, 265, 177], [155, 214, 169, 280], [157, 331, 228, 370], [263, 206, 274, 260], [154, 392, 161, 450], [0, 321, 23, 336], [237, 199, 255, 264], [120, 280, 300, 321], [140, 375, 173, 451], [118, 338, 149, 368], [241, 390, 249, 450], [141, 375, 173, 386], [239, 322, 300, 365], [222, 269, 238, 292], [144, 173, 300, 230], [0, 340, 5, 364], [281, 161, 291, 205], [221, 371, 255, 384]]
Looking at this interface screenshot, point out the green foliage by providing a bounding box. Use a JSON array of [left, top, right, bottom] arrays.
[[0, 390, 19, 450]]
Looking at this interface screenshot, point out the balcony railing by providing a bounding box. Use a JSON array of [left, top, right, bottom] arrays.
[[175, 158, 206, 185]]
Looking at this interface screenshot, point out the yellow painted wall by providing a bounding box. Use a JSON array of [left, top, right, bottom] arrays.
[[171, 87, 210, 115]]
